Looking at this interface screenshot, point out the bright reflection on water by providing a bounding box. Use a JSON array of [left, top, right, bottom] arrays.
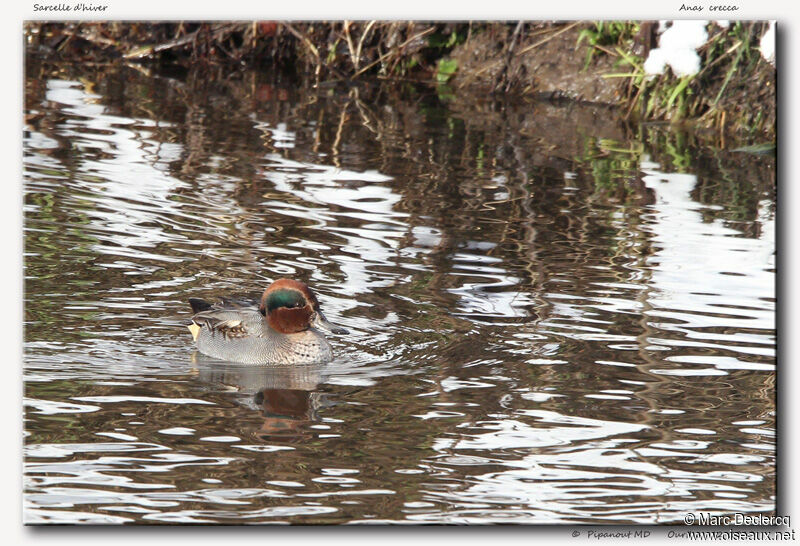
[[24, 62, 775, 524]]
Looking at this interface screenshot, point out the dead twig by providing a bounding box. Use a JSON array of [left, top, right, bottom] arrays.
[[513, 21, 581, 57], [353, 26, 436, 77], [123, 23, 241, 59], [355, 20, 377, 70], [343, 21, 358, 70], [282, 22, 320, 61]]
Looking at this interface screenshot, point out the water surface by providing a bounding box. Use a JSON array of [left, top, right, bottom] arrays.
[[23, 61, 775, 524]]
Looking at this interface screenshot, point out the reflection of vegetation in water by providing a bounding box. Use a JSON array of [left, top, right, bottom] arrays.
[[24, 378, 122, 451], [695, 156, 774, 228], [23, 59, 774, 346], [579, 137, 643, 203], [576, 126, 774, 234], [642, 126, 774, 228], [23, 57, 776, 524], [25, 174, 105, 338]]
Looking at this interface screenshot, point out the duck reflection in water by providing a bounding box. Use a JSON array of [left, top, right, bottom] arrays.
[[194, 360, 332, 441], [253, 386, 328, 439]]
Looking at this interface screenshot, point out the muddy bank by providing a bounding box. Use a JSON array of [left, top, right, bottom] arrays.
[[24, 21, 775, 142], [447, 22, 620, 103], [446, 21, 774, 142]]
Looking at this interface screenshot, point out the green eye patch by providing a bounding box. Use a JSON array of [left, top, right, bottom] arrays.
[[266, 289, 307, 312]]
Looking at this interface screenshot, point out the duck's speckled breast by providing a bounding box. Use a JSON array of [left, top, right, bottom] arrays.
[[195, 312, 334, 365]]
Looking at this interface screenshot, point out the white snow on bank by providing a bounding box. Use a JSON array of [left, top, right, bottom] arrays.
[[760, 21, 775, 65], [645, 20, 775, 77], [644, 20, 709, 77]]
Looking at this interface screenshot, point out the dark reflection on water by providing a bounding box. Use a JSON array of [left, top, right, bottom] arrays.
[[24, 61, 775, 524]]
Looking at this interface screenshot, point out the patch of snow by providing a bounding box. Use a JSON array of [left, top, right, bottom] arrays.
[[644, 20, 709, 77], [760, 21, 775, 65]]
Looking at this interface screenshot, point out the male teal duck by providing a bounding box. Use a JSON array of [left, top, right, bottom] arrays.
[[187, 279, 348, 365]]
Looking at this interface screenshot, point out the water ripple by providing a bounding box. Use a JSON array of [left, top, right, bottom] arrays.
[[23, 67, 775, 524]]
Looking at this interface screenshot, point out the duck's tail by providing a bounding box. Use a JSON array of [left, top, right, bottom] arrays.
[[189, 298, 212, 314]]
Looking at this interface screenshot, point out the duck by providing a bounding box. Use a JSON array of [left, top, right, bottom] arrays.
[[187, 279, 348, 365]]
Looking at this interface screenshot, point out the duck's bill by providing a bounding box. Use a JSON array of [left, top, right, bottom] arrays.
[[312, 310, 349, 335]]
